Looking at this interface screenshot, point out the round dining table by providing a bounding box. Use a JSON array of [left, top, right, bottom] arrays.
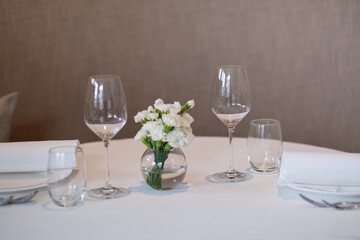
[[1, 137, 359, 240]]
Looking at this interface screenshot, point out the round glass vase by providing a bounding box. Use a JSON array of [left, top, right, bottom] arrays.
[[141, 148, 187, 190]]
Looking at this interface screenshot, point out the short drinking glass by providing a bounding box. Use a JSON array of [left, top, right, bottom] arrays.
[[47, 146, 87, 207], [247, 119, 282, 172]]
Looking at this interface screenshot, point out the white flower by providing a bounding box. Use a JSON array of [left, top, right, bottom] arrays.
[[180, 113, 194, 128], [134, 110, 148, 123], [134, 99, 195, 149], [165, 127, 194, 148], [143, 120, 165, 141], [154, 98, 169, 112], [134, 128, 147, 142], [162, 112, 181, 127], [168, 101, 182, 114], [146, 111, 159, 121], [134, 108, 159, 123], [187, 100, 195, 108]]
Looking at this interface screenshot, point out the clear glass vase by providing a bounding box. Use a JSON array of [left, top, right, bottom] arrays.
[[141, 148, 187, 190]]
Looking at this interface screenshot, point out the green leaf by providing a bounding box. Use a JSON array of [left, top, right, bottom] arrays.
[[142, 138, 152, 148], [156, 141, 162, 149], [179, 103, 190, 114], [155, 109, 162, 117], [164, 143, 172, 150], [163, 124, 174, 133]]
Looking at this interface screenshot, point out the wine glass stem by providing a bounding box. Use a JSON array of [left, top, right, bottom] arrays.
[[228, 126, 236, 174], [103, 139, 112, 189]]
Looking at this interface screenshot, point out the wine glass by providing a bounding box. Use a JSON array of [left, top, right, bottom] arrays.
[[84, 75, 130, 199], [211, 65, 252, 182]]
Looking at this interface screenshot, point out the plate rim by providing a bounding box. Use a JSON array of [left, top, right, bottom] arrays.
[[0, 171, 47, 193], [0, 183, 47, 193]]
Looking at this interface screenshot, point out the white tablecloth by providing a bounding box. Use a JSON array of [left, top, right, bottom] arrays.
[[0, 137, 359, 240]]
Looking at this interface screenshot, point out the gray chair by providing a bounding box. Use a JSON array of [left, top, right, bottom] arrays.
[[0, 92, 18, 142]]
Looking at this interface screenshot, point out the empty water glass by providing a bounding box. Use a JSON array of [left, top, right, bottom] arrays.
[[247, 119, 282, 172], [47, 146, 86, 207]]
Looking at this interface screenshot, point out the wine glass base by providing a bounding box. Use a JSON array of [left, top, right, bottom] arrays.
[[87, 187, 130, 199], [212, 171, 252, 183]]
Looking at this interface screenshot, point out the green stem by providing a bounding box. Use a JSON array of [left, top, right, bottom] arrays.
[[146, 148, 170, 189]]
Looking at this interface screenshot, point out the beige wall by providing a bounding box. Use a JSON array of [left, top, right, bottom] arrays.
[[1, 0, 359, 152]]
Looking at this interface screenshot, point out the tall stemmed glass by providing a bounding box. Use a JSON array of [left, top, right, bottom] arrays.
[[84, 75, 130, 199], [211, 65, 252, 182]]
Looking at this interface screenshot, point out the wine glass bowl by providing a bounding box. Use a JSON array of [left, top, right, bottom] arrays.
[[84, 75, 130, 198], [211, 65, 252, 182]]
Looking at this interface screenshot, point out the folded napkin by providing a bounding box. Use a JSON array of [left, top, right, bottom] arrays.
[[0, 140, 79, 173], [278, 151, 360, 192]]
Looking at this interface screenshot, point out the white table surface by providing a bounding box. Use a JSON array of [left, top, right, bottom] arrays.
[[0, 137, 359, 240]]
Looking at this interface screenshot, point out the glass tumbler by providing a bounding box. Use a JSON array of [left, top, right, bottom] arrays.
[[47, 146, 87, 207], [247, 119, 283, 172]]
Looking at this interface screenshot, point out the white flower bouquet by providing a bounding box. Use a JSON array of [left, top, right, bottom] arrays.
[[134, 98, 195, 189]]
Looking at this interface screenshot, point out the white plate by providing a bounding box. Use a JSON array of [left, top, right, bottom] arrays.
[[0, 172, 47, 193], [287, 183, 360, 196]]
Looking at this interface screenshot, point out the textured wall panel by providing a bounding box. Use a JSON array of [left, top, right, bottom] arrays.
[[0, 0, 359, 151]]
